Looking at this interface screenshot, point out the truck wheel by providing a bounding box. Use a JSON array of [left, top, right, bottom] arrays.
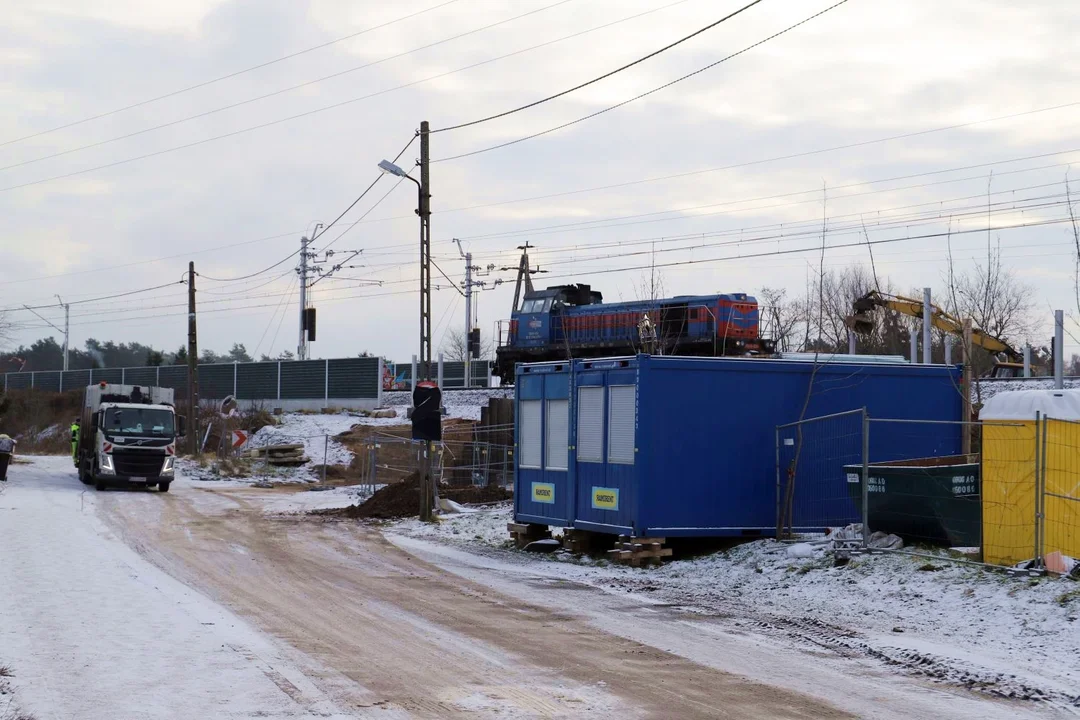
[[159, 482, 171, 493], [95, 476, 107, 491]]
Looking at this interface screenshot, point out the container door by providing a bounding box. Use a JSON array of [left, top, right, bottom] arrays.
[[514, 369, 572, 526], [574, 369, 637, 534]]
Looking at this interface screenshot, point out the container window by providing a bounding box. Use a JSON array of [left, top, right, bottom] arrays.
[[545, 399, 569, 470], [519, 400, 542, 469], [577, 386, 604, 463], [608, 385, 636, 465]]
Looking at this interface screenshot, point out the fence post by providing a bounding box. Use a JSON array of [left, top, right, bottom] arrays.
[[322, 435, 329, 483], [1037, 414, 1048, 568], [376, 357, 384, 407], [411, 355, 417, 392], [59, 371, 63, 392], [156, 366, 161, 385], [486, 362, 492, 388], [861, 409, 870, 549], [1034, 412, 1042, 568], [324, 358, 329, 406], [89, 368, 93, 384], [122, 368, 126, 384], [775, 425, 782, 539], [276, 362, 282, 401], [30, 372, 35, 389], [233, 362, 238, 398], [437, 353, 444, 388]]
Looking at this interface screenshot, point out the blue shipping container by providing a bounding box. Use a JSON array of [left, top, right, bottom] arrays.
[[514, 355, 963, 538]]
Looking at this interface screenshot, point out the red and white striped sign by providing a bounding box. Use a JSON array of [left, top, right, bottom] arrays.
[[231, 430, 249, 450]]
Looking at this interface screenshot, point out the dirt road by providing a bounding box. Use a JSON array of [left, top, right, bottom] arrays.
[[97, 471, 848, 719], [5, 457, 1059, 719]]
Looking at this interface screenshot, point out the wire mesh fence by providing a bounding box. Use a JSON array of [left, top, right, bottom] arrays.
[[776, 409, 866, 537], [777, 412, 1080, 576]]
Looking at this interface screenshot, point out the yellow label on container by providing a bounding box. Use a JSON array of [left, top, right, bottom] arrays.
[[591, 487, 619, 511], [531, 482, 555, 504]]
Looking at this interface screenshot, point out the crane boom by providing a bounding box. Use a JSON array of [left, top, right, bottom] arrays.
[[846, 291, 1024, 374]]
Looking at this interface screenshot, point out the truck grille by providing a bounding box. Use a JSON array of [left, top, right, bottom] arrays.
[[112, 449, 166, 477]]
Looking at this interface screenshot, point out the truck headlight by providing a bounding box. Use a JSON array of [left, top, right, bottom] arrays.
[[100, 454, 115, 474], [161, 457, 174, 475]]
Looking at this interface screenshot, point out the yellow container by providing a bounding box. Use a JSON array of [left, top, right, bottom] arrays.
[[981, 390, 1080, 567]]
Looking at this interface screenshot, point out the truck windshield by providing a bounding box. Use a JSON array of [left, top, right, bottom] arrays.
[[104, 408, 174, 436]]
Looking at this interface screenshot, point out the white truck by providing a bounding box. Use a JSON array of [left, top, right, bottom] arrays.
[[77, 383, 186, 492]]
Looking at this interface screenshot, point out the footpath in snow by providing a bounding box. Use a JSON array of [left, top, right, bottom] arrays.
[[390, 504, 1080, 714], [0, 455, 357, 720]]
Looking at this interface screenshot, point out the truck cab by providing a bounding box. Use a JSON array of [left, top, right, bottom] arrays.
[[78, 384, 185, 492]]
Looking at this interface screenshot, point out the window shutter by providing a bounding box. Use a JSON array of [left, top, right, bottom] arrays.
[[545, 399, 569, 470], [608, 385, 636, 465], [519, 400, 542, 468], [577, 386, 603, 463]]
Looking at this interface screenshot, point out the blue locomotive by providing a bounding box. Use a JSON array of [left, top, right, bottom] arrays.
[[494, 284, 771, 381]]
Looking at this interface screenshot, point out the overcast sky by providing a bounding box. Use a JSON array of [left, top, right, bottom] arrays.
[[3, 0, 1080, 364]]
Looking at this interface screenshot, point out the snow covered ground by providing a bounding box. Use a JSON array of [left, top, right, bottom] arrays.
[[383, 388, 512, 421], [392, 504, 1080, 713], [0, 455, 357, 719]]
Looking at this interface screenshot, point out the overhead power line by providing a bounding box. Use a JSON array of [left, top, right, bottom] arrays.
[[431, 0, 765, 133], [198, 135, 414, 284], [435, 0, 854, 162], [0, 0, 693, 195], [0, 0, 464, 149], [9, 281, 184, 313], [0, 0, 580, 174]]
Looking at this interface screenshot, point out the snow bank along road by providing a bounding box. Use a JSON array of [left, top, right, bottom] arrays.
[[0, 456, 1066, 719]]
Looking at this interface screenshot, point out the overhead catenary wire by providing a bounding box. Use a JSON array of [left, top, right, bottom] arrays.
[[431, 0, 765, 133], [0, 0, 581, 173], [197, 135, 415, 285], [435, 0, 852, 162], [0, 0, 465, 149], [9, 281, 184, 313]]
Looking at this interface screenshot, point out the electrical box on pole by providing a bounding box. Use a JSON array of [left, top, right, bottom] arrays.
[[303, 307, 317, 342], [468, 328, 481, 359]]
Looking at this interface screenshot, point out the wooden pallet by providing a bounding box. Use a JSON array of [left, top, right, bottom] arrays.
[[508, 522, 550, 549], [560, 529, 588, 554], [608, 536, 672, 567]]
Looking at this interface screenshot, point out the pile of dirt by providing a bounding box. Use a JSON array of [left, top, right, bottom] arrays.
[[312, 473, 511, 520]]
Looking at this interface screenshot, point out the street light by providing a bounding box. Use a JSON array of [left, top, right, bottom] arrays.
[[379, 157, 427, 378]]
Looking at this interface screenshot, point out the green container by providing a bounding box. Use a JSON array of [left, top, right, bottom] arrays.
[[843, 456, 980, 547]]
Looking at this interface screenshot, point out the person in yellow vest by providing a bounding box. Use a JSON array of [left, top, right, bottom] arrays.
[[71, 419, 80, 466]]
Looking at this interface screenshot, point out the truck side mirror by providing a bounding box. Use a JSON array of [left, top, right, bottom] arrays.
[[177, 415, 187, 437]]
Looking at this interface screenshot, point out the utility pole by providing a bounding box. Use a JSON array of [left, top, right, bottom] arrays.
[[419, 120, 432, 381], [455, 238, 474, 388], [56, 295, 70, 371], [298, 235, 311, 361], [187, 261, 200, 455]]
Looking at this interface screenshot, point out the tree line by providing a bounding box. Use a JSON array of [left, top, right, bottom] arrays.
[[0, 338, 301, 373]]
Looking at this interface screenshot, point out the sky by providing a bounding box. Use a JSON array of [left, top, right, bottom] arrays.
[[2, 0, 1080, 363]]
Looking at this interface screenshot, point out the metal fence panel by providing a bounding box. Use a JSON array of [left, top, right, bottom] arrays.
[[777, 409, 866, 534], [280, 360, 326, 400], [328, 358, 379, 398], [198, 364, 235, 400], [124, 367, 159, 386], [94, 368, 123, 384], [237, 362, 278, 400], [63, 369, 92, 390], [1040, 417, 1080, 570], [34, 371, 61, 392], [157, 366, 188, 395]]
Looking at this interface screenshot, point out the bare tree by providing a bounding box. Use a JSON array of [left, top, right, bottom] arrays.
[[951, 244, 1035, 344], [441, 328, 492, 362], [757, 287, 804, 352]]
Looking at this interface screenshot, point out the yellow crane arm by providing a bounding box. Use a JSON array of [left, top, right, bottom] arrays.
[[848, 291, 1019, 360]]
